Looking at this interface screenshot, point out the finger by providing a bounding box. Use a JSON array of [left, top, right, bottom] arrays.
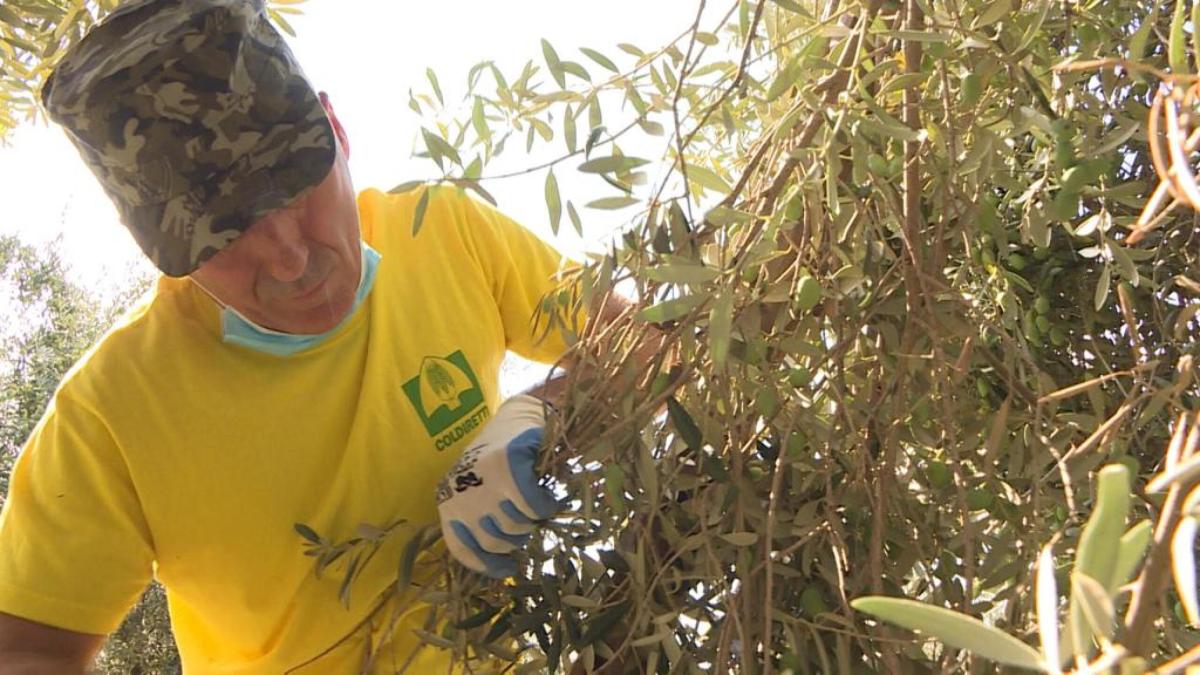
[[469, 514, 523, 554], [506, 428, 562, 519], [481, 514, 532, 549], [500, 500, 534, 526], [493, 500, 536, 536], [447, 521, 518, 579], [440, 518, 488, 574]]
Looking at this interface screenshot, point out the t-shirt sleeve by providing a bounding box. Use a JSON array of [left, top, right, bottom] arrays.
[[0, 390, 154, 635], [449, 189, 582, 364]]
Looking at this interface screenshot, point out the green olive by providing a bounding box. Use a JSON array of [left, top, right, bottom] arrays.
[[746, 340, 767, 365], [786, 431, 807, 457], [966, 488, 994, 510], [961, 73, 982, 105], [801, 586, 829, 617], [784, 195, 804, 220], [914, 399, 932, 422], [1024, 309, 1042, 342], [651, 373, 671, 397], [1054, 504, 1068, 523], [1077, 24, 1099, 47], [867, 153, 890, 175], [788, 367, 812, 387], [1035, 296, 1051, 314], [1051, 190, 1079, 221], [1006, 253, 1028, 271], [1035, 315, 1051, 333], [976, 378, 991, 398], [1055, 138, 1076, 169], [793, 276, 822, 312], [1061, 165, 1086, 192], [926, 461, 952, 489]]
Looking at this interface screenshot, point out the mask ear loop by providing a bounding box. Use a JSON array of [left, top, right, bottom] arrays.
[[188, 277, 227, 309]]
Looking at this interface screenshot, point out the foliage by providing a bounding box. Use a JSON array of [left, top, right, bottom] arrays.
[[0, 0, 306, 141], [0, 234, 118, 497], [0, 235, 172, 673], [344, 0, 1200, 672], [94, 582, 181, 675]]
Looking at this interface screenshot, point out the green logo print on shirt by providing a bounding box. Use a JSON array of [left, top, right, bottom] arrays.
[[402, 350, 490, 450]]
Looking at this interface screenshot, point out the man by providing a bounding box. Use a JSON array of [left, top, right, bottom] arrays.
[[0, 0, 583, 671]]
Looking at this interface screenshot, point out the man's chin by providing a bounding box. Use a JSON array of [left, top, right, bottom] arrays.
[[266, 294, 356, 335]]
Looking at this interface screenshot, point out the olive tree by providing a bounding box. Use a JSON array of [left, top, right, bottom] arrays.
[[319, 0, 1200, 672]]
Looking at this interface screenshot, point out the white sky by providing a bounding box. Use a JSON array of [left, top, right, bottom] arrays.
[[0, 1, 706, 289]]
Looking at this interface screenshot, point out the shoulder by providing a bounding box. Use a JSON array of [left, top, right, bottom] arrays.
[[357, 184, 520, 265], [357, 184, 517, 238], [54, 278, 198, 404]]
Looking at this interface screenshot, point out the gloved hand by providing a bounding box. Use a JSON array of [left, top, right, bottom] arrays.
[[436, 394, 561, 578]]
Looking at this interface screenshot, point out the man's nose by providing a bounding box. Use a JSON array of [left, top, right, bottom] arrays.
[[253, 212, 310, 283]]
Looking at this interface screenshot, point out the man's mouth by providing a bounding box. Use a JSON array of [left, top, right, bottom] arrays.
[[292, 274, 328, 301]]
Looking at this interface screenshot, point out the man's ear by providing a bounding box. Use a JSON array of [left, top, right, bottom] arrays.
[[318, 91, 350, 160]]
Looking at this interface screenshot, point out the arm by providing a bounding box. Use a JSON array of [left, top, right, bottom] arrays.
[[0, 392, 154, 669], [525, 290, 670, 408], [0, 612, 104, 674]]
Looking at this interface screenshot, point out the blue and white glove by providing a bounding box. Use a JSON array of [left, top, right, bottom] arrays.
[[436, 394, 561, 578]]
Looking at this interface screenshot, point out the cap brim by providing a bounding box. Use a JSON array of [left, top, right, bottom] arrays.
[[121, 116, 337, 277]]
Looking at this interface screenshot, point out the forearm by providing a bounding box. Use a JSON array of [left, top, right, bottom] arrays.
[[523, 371, 568, 409], [523, 291, 670, 409], [0, 613, 103, 675], [0, 653, 90, 675]]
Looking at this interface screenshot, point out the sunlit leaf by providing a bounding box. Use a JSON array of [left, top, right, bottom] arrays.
[[426, 68, 443, 106], [1111, 520, 1152, 591], [1094, 264, 1111, 311], [1036, 545, 1060, 670], [579, 46, 618, 72], [687, 164, 732, 194], [709, 291, 733, 369], [636, 294, 705, 324], [586, 196, 639, 210], [1169, 0, 1188, 74], [851, 597, 1044, 670], [545, 170, 562, 235], [1174, 514, 1200, 625], [578, 155, 650, 174], [1071, 573, 1115, 643], [541, 38, 566, 88], [642, 263, 720, 285]]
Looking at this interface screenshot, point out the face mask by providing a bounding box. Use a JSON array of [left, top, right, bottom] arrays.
[[205, 242, 381, 357]]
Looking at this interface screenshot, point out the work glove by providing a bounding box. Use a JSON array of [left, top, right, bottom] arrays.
[[436, 394, 561, 578]]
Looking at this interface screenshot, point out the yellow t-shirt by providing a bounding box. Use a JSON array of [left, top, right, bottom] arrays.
[[0, 186, 572, 672]]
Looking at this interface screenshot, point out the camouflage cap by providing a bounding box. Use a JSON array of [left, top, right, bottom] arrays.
[[41, 0, 336, 277]]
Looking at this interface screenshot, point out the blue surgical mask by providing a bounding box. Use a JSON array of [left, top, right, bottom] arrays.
[[205, 242, 381, 357]]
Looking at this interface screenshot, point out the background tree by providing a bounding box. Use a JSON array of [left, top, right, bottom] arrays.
[[307, 0, 1200, 672], [0, 234, 174, 673]]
